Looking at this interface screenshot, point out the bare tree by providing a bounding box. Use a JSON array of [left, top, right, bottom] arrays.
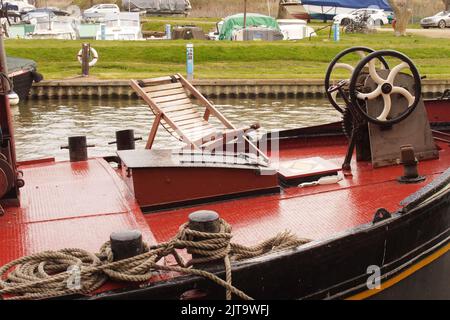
[[444, 0, 450, 11], [387, 0, 412, 36]]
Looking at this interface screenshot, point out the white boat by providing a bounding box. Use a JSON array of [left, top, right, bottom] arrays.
[[122, 0, 191, 15], [30, 16, 80, 40], [232, 27, 284, 41], [300, 0, 391, 21], [277, 19, 316, 40], [4, 0, 34, 14], [96, 12, 143, 40]]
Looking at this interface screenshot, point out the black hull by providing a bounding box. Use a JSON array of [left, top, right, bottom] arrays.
[[370, 248, 450, 300], [11, 71, 35, 101], [89, 169, 450, 300]]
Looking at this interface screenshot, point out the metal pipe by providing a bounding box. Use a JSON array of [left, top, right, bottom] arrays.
[[0, 27, 17, 169]]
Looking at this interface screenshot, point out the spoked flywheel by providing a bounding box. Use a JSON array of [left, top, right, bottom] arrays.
[[349, 50, 422, 126], [325, 47, 389, 114]]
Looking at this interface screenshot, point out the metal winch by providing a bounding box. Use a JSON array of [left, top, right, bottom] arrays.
[[325, 47, 438, 174]]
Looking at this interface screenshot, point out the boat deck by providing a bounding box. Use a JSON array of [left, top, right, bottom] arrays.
[[0, 158, 157, 266], [1, 137, 449, 295], [145, 139, 450, 245]]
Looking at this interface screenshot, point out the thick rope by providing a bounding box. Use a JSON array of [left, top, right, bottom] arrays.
[[0, 219, 310, 300]]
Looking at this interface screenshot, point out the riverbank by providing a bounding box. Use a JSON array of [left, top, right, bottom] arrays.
[[6, 31, 450, 81], [31, 78, 450, 99]]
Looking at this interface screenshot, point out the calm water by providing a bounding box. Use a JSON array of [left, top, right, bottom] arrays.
[[11, 97, 341, 161]]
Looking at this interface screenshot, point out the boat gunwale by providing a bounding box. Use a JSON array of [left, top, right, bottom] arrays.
[[87, 167, 450, 300]]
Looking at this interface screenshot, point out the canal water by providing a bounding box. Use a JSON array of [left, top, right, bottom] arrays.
[[12, 98, 341, 161]]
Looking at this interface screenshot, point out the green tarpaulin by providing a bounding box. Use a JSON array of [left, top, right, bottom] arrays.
[[219, 13, 280, 40]]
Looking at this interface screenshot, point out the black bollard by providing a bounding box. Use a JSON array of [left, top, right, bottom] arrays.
[[188, 210, 221, 234], [187, 210, 221, 266], [61, 136, 88, 162], [116, 129, 136, 151], [110, 230, 144, 261], [108, 129, 142, 151], [398, 145, 425, 184]]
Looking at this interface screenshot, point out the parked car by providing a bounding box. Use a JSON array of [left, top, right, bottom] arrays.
[[421, 11, 450, 29], [84, 3, 120, 15], [333, 8, 389, 26]]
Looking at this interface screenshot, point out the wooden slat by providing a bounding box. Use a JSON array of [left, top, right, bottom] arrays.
[[177, 73, 269, 162], [140, 75, 180, 85], [180, 121, 213, 132], [159, 99, 192, 109], [177, 118, 206, 128], [149, 88, 186, 98], [169, 113, 204, 123], [188, 129, 218, 141], [177, 73, 234, 129], [143, 82, 183, 93], [168, 108, 202, 119], [163, 106, 196, 116], [153, 93, 189, 104], [130, 79, 199, 149]]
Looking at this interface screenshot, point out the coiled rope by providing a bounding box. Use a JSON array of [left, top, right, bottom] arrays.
[[0, 219, 309, 300]]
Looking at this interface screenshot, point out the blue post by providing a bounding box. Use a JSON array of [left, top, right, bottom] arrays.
[[186, 43, 194, 80], [333, 21, 340, 42], [100, 24, 106, 40], [165, 24, 171, 40]]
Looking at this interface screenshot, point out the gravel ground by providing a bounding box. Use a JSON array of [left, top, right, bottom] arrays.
[[380, 28, 450, 39]]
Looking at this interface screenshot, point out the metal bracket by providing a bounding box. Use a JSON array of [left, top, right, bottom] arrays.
[[372, 208, 392, 224]]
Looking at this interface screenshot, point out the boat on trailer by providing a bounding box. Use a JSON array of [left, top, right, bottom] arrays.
[[0, 41, 449, 299], [301, 0, 391, 22]]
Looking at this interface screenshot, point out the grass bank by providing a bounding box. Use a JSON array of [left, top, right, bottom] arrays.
[[5, 30, 450, 80]]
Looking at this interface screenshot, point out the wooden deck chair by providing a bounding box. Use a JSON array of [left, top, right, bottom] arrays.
[[130, 73, 269, 162]]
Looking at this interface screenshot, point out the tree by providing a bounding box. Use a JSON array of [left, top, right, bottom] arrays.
[[444, 0, 450, 11], [387, 0, 412, 36]]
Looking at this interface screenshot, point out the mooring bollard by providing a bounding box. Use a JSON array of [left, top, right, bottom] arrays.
[[110, 230, 144, 261], [81, 43, 90, 77], [61, 136, 94, 162], [186, 43, 194, 81], [397, 145, 425, 183], [188, 210, 221, 266], [108, 129, 142, 151], [188, 210, 221, 233]]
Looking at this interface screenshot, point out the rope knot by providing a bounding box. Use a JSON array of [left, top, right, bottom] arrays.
[[177, 219, 233, 267]]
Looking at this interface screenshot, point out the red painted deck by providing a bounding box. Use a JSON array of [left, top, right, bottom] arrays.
[[145, 139, 450, 246], [1, 135, 449, 295], [0, 158, 157, 266]]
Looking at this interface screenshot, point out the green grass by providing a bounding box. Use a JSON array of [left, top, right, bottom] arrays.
[[5, 28, 450, 80]]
